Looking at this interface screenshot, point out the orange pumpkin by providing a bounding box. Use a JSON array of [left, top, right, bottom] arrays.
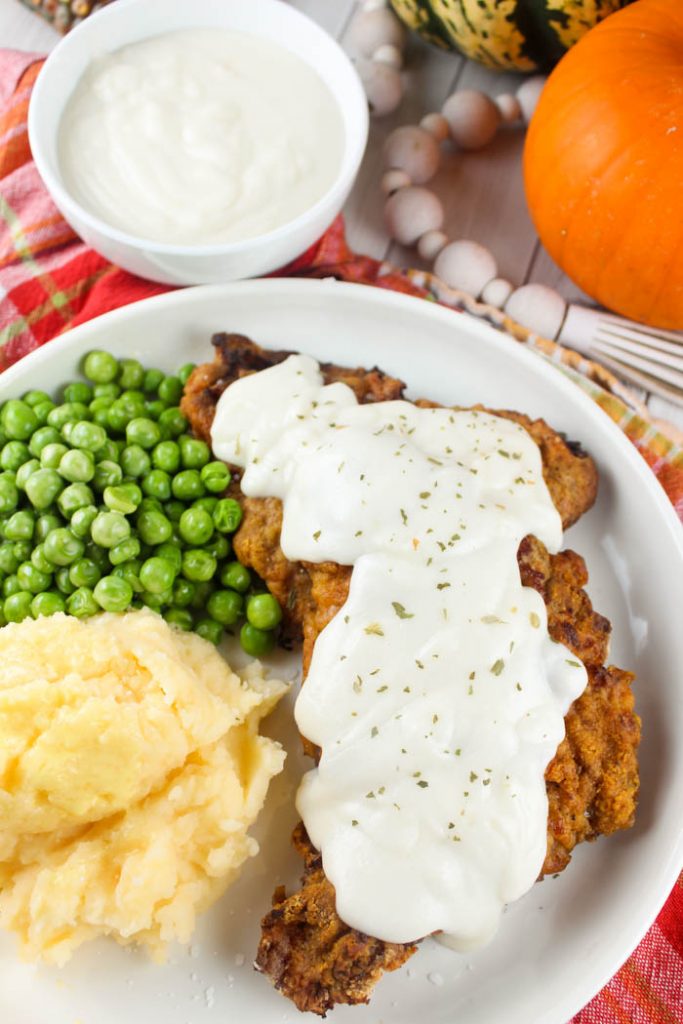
[[524, 0, 683, 330]]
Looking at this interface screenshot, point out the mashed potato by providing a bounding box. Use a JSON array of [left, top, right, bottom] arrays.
[[0, 609, 287, 965]]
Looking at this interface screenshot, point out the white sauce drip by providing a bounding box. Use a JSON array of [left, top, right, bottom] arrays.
[[59, 30, 344, 246], [211, 355, 588, 949]]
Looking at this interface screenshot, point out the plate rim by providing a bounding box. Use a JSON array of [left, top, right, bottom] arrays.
[[2, 277, 682, 1023]]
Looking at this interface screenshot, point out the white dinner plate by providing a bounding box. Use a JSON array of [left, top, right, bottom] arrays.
[[1, 279, 682, 1024]]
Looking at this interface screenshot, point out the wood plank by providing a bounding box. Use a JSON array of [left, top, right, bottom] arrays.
[[0, 3, 59, 51], [288, 0, 355, 39]]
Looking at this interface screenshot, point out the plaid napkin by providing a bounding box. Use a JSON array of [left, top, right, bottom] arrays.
[[1, 50, 683, 1023]]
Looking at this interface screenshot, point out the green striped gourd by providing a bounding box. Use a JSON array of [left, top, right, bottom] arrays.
[[389, 0, 633, 71]]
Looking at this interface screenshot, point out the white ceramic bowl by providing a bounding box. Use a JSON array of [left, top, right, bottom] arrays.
[[28, 0, 368, 285]]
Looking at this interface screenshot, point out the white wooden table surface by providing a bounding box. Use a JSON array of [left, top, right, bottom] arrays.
[[2, 0, 683, 434]]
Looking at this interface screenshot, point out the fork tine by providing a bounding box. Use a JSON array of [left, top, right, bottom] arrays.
[[597, 326, 683, 363], [593, 350, 683, 408], [592, 339, 683, 391]]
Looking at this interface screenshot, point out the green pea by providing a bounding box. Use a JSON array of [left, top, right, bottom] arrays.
[[31, 544, 53, 574], [70, 505, 98, 539], [200, 460, 231, 493], [139, 556, 177, 595], [172, 469, 204, 501], [1, 441, 31, 471], [220, 561, 251, 593], [93, 460, 123, 491], [35, 513, 62, 543], [164, 500, 185, 523], [137, 509, 172, 546], [58, 449, 95, 484], [33, 401, 55, 426], [246, 592, 282, 630], [109, 536, 141, 566], [93, 383, 120, 401], [143, 368, 165, 393], [0, 542, 19, 574], [48, 402, 90, 429], [141, 592, 167, 613], [172, 577, 195, 608], [118, 358, 145, 391], [165, 607, 193, 631], [181, 549, 216, 583], [31, 591, 66, 618], [207, 589, 243, 626], [3, 575, 20, 598], [17, 562, 52, 594], [0, 473, 19, 513], [152, 440, 180, 473], [106, 401, 133, 434], [112, 559, 144, 594], [84, 542, 111, 572], [145, 400, 167, 421], [69, 558, 101, 589], [40, 443, 69, 470], [104, 482, 142, 514], [203, 534, 229, 561], [12, 540, 32, 563], [23, 389, 51, 408], [91, 408, 110, 430], [158, 407, 188, 438], [213, 498, 242, 534], [240, 622, 275, 657], [2, 400, 38, 440], [66, 586, 98, 617], [63, 382, 93, 405], [158, 375, 183, 404], [69, 420, 107, 452], [95, 439, 120, 464], [58, 482, 95, 519], [156, 542, 182, 574], [25, 468, 63, 510], [141, 469, 171, 501], [15, 458, 39, 490], [89, 396, 113, 414], [83, 350, 119, 384], [4, 590, 33, 623], [90, 510, 130, 548], [177, 363, 196, 386], [44, 528, 84, 566], [138, 497, 163, 516], [4, 510, 34, 542], [192, 496, 218, 515], [126, 417, 161, 450], [195, 618, 223, 645], [179, 436, 210, 469], [92, 575, 133, 612], [120, 444, 151, 478], [189, 580, 215, 610], [179, 507, 213, 545], [28, 427, 62, 458], [56, 567, 76, 596]]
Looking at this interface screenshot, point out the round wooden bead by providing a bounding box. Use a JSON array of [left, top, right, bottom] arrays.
[[373, 43, 403, 69], [350, 8, 407, 57], [481, 277, 514, 309], [385, 187, 444, 246], [494, 94, 522, 125], [417, 229, 449, 261], [357, 59, 403, 117], [442, 91, 501, 150], [383, 125, 441, 185], [516, 76, 547, 123], [420, 112, 450, 143], [504, 284, 567, 339], [434, 240, 498, 297], [381, 169, 412, 195]]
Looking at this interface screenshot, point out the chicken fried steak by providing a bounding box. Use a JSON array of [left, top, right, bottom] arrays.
[[181, 334, 640, 1016]]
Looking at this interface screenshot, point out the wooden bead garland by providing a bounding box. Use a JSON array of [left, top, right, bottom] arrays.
[[350, 0, 408, 117], [381, 74, 570, 334]]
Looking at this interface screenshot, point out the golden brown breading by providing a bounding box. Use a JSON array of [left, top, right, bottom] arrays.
[[181, 334, 639, 1017]]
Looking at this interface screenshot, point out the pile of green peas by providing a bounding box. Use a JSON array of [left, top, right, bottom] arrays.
[[0, 350, 282, 656]]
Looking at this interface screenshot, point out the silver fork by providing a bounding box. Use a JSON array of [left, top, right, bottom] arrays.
[[557, 305, 683, 407]]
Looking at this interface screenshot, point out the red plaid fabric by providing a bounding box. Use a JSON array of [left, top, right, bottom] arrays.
[[1, 49, 683, 1024]]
